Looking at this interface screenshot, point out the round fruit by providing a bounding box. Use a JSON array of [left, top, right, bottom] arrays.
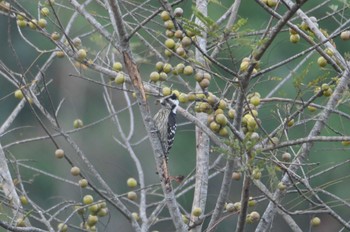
[[172, 90, 180, 97], [20, 195, 28, 205], [83, 195, 94, 205], [178, 93, 188, 103], [252, 168, 261, 180], [183, 65, 194, 75], [250, 211, 260, 222], [192, 207, 202, 217], [233, 202, 241, 212], [341, 141, 350, 146], [40, 7, 50, 16], [14, 89, 24, 100], [311, 217, 321, 227], [51, 32, 60, 40], [340, 30, 350, 40], [87, 215, 98, 227], [209, 121, 220, 132], [226, 203, 235, 212], [181, 36, 191, 47], [267, 0, 277, 7], [317, 56, 327, 67], [182, 214, 189, 224], [160, 11, 170, 21], [132, 212, 140, 221], [218, 127, 229, 137], [289, 34, 300, 43], [176, 46, 186, 56], [164, 49, 172, 57], [232, 171, 241, 181], [240, 61, 249, 72], [250, 96, 260, 106], [228, 108, 236, 119], [289, 28, 297, 35], [174, 30, 183, 38], [162, 87, 171, 96], [57, 223, 68, 232], [215, 114, 228, 126], [300, 21, 309, 30], [174, 7, 183, 17], [165, 39, 176, 49], [164, 20, 174, 30], [165, 30, 174, 38], [199, 78, 210, 88], [97, 208, 108, 217], [70, 166, 81, 176], [281, 152, 291, 161], [155, 61, 164, 71], [325, 48, 334, 56], [218, 99, 227, 110], [89, 204, 100, 213], [163, 63, 172, 73], [127, 191, 137, 201], [73, 119, 84, 128], [17, 12, 26, 20], [28, 19, 37, 29], [56, 51, 65, 58], [55, 149, 65, 159], [115, 73, 125, 84], [79, 179, 88, 188], [17, 20, 27, 27], [112, 62, 123, 71], [323, 88, 332, 97], [287, 118, 294, 127], [159, 72, 167, 81], [277, 182, 286, 191], [175, 63, 185, 74], [248, 198, 256, 207], [127, 177, 137, 188], [195, 71, 204, 82], [149, 71, 160, 82], [77, 49, 87, 61], [38, 18, 47, 28], [307, 105, 317, 112]]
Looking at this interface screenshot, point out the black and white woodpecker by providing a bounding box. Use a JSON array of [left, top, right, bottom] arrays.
[[153, 93, 179, 155]]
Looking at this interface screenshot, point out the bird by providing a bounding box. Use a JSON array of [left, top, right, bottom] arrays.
[[153, 93, 179, 155]]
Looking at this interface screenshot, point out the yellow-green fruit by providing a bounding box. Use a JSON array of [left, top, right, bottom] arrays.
[[162, 87, 171, 96], [178, 93, 188, 103], [199, 102, 210, 112], [176, 46, 186, 57], [115, 73, 125, 84], [203, 72, 211, 80], [300, 21, 309, 30], [267, 0, 277, 7], [182, 214, 189, 224], [127, 177, 137, 188], [83, 195, 94, 205], [209, 121, 220, 132], [51, 32, 60, 40], [112, 62, 123, 71], [325, 48, 334, 56], [174, 30, 183, 38], [282, 152, 291, 161], [248, 198, 256, 207], [159, 72, 167, 81], [17, 20, 27, 27], [226, 203, 235, 212], [172, 90, 180, 97], [155, 61, 164, 71], [164, 20, 174, 30], [55, 149, 65, 159], [70, 166, 80, 176], [163, 63, 172, 73], [232, 171, 241, 181], [175, 63, 185, 74], [73, 119, 84, 128], [250, 211, 260, 222], [188, 92, 196, 101], [195, 71, 204, 82], [16, 218, 26, 227], [149, 72, 160, 82], [14, 89, 24, 100], [183, 66, 194, 75], [127, 191, 137, 201], [17, 13, 26, 20], [74, 205, 85, 215], [165, 39, 175, 49], [250, 96, 260, 106], [207, 94, 218, 106], [311, 217, 321, 227], [215, 114, 228, 126], [56, 51, 65, 58], [181, 36, 192, 47], [218, 127, 229, 137], [20, 195, 28, 205], [218, 100, 227, 110], [233, 202, 241, 212], [323, 88, 332, 97], [174, 7, 183, 17], [97, 208, 109, 217], [289, 34, 300, 43], [252, 168, 261, 180], [165, 30, 174, 38], [77, 49, 87, 61], [89, 204, 100, 213], [307, 105, 317, 112], [321, 83, 329, 91], [38, 18, 47, 28], [317, 56, 327, 67], [240, 61, 249, 72], [57, 223, 68, 232], [132, 212, 140, 221], [40, 7, 50, 16], [340, 30, 350, 40], [160, 11, 170, 21], [192, 207, 202, 217], [289, 27, 297, 35], [287, 119, 294, 127], [342, 141, 350, 146], [277, 182, 286, 191], [28, 19, 37, 29], [79, 179, 88, 188], [199, 78, 210, 88], [87, 215, 98, 227], [228, 108, 236, 119]]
